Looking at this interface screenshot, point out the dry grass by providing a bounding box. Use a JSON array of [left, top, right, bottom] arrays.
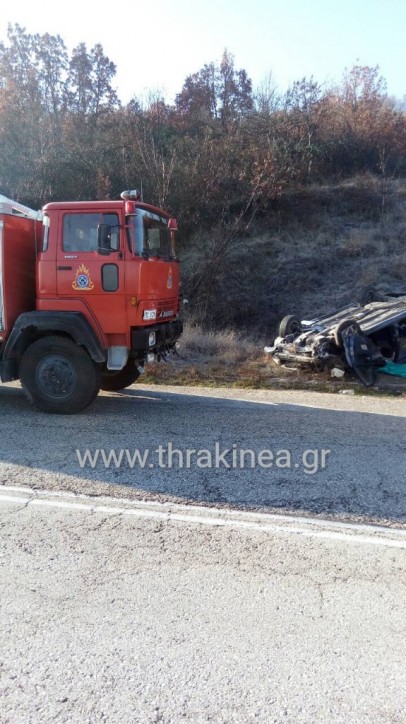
[[145, 324, 270, 386], [179, 324, 258, 363], [144, 323, 274, 386]]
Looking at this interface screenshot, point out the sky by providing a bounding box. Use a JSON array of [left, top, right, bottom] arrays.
[[0, 0, 404, 103]]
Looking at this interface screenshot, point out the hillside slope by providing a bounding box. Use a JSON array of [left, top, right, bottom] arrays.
[[181, 176, 406, 337]]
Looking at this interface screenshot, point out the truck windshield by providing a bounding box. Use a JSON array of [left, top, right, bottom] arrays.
[[126, 209, 176, 260]]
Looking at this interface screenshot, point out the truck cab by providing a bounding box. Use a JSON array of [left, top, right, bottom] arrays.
[[0, 191, 182, 413]]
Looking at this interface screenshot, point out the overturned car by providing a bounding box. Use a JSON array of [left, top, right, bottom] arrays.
[[265, 290, 406, 387]]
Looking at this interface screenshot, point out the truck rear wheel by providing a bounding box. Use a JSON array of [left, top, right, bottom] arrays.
[[20, 336, 101, 414], [100, 363, 141, 391]]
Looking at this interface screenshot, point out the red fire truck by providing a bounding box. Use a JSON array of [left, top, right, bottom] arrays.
[[0, 191, 182, 413]]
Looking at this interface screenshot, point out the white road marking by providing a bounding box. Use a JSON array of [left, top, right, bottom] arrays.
[[1, 484, 404, 535], [1, 485, 406, 549]]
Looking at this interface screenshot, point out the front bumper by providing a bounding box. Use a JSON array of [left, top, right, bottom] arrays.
[[131, 319, 183, 353]]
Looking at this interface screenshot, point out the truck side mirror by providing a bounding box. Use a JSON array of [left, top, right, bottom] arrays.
[[97, 224, 113, 255], [97, 223, 120, 254], [110, 231, 120, 252]]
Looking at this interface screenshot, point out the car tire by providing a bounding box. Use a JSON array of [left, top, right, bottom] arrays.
[[278, 315, 301, 337], [333, 319, 362, 348]]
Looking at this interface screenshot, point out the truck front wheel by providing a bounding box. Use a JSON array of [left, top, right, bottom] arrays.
[[20, 336, 101, 414]]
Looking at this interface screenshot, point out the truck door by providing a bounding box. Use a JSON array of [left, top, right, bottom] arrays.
[[56, 211, 126, 334]]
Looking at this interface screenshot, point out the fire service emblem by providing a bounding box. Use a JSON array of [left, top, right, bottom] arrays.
[[72, 264, 95, 291]]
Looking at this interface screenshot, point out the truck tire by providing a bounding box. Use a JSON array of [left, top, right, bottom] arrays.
[[20, 336, 101, 414], [101, 364, 141, 392]]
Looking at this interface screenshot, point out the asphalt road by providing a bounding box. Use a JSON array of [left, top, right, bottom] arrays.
[[1, 488, 406, 723], [1, 382, 406, 722], [0, 382, 405, 523]]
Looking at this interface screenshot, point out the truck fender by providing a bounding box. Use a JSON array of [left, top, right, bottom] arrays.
[[0, 311, 106, 382]]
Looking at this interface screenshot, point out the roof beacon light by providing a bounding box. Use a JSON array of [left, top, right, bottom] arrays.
[[120, 190, 141, 201]]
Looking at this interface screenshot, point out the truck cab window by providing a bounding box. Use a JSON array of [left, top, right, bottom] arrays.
[[126, 210, 176, 259], [63, 213, 119, 252]]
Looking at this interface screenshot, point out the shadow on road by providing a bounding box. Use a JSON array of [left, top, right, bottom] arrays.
[[1, 384, 405, 524]]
